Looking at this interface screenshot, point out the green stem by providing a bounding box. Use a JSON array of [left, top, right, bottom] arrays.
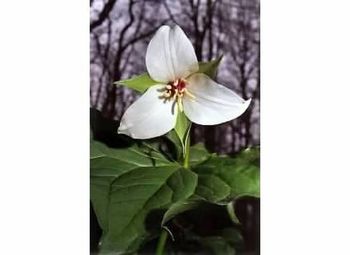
[[183, 131, 191, 169], [155, 229, 168, 255], [156, 128, 191, 254]]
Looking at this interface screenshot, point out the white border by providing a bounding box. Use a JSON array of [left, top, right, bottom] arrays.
[[261, 0, 350, 254], [1, 0, 350, 254], [0, 0, 89, 254]]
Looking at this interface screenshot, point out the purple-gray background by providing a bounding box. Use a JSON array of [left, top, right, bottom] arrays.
[[90, 0, 260, 154]]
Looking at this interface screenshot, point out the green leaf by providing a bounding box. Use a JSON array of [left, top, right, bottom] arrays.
[[165, 130, 182, 161], [195, 175, 231, 203], [161, 146, 259, 225], [90, 140, 198, 254], [115, 73, 158, 93], [189, 143, 212, 165], [193, 147, 260, 201], [197, 56, 223, 78], [161, 196, 202, 226]]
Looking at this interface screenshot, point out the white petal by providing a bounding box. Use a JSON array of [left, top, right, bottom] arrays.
[[183, 74, 251, 125], [146, 26, 175, 83], [169, 25, 199, 79], [118, 85, 178, 139], [146, 25, 198, 83]]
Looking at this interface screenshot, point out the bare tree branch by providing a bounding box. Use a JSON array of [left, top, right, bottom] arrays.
[[90, 0, 118, 30], [163, 0, 177, 23]]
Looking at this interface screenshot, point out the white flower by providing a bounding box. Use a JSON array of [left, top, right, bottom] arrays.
[[118, 25, 251, 139]]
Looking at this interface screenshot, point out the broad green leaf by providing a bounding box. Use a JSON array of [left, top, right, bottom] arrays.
[[189, 143, 212, 165], [165, 130, 182, 160], [197, 56, 223, 78], [162, 146, 259, 225], [115, 73, 158, 93], [193, 147, 260, 201], [90, 140, 198, 254], [161, 196, 202, 226], [165, 136, 208, 164], [195, 175, 231, 203]]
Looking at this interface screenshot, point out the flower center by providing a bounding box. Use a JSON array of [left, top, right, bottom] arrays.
[[159, 79, 195, 112], [166, 79, 186, 98]]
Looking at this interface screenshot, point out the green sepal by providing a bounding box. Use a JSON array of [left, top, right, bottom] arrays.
[[174, 111, 191, 158], [197, 55, 223, 78], [115, 73, 158, 93], [115, 56, 223, 94]]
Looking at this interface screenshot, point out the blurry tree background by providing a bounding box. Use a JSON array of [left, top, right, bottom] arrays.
[[90, 1, 260, 253], [90, 0, 260, 154]]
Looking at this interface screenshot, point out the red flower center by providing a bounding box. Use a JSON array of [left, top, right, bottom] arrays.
[[166, 79, 187, 98]]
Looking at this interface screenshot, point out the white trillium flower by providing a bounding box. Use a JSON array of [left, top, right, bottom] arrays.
[[118, 25, 251, 139]]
